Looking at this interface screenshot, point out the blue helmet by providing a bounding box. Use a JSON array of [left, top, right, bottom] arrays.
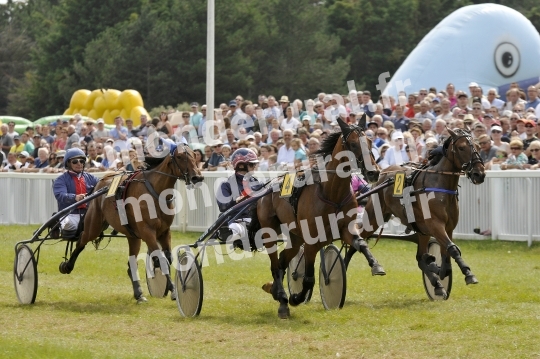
[[64, 148, 86, 166], [231, 148, 259, 170]]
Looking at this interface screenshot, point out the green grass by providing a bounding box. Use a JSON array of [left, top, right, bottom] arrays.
[[2, 225, 540, 358]]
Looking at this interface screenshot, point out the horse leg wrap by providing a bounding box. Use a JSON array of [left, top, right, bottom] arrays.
[[127, 267, 144, 300], [422, 253, 439, 275], [353, 238, 386, 275], [439, 254, 451, 281], [271, 269, 288, 303], [163, 250, 172, 265], [447, 244, 471, 275]]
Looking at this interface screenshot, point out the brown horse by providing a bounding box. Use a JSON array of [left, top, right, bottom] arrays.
[[344, 128, 485, 298], [252, 116, 385, 318], [59, 144, 204, 303]]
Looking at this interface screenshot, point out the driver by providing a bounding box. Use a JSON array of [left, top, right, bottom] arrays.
[[216, 148, 262, 243], [53, 148, 99, 234]]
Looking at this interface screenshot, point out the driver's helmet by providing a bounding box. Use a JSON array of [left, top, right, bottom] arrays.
[[64, 148, 86, 167], [231, 148, 259, 171]]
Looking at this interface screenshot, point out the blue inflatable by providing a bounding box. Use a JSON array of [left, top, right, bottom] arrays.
[[383, 4, 540, 100]]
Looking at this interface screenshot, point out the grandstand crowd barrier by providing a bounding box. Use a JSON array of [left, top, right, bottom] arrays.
[[1, 170, 539, 246]]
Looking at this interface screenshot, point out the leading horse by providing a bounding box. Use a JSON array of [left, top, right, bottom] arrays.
[[344, 128, 485, 298], [59, 144, 204, 303], [252, 116, 385, 318]]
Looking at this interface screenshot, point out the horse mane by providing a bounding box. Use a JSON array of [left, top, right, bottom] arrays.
[[143, 155, 167, 170], [314, 131, 342, 157]]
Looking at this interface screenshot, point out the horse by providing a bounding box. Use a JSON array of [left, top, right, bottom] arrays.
[[344, 128, 485, 298], [58, 143, 204, 303], [251, 116, 385, 318]]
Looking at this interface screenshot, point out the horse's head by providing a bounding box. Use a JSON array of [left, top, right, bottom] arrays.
[[170, 144, 204, 187], [336, 114, 380, 183], [445, 128, 486, 184]]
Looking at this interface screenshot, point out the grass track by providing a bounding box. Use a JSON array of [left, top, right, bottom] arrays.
[[2, 225, 540, 358]]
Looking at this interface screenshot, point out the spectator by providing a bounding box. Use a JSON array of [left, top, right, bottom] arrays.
[[307, 138, 320, 154], [10, 135, 24, 153], [487, 88, 505, 112], [1, 124, 14, 158], [379, 131, 407, 169], [93, 119, 110, 143], [291, 138, 307, 168], [524, 141, 540, 169], [390, 104, 410, 132], [110, 116, 129, 150], [376, 144, 391, 165], [276, 129, 295, 167], [19, 132, 35, 154], [478, 134, 498, 163], [404, 94, 417, 118], [207, 140, 225, 171], [454, 91, 471, 112], [279, 96, 290, 118], [472, 123, 487, 139], [417, 100, 436, 122], [526, 86, 540, 117], [188, 103, 201, 129], [16, 151, 34, 171], [258, 145, 272, 171], [78, 126, 93, 145], [157, 112, 172, 138], [374, 127, 388, 148], [433, 119, 447, 141], [65, 125, 79, 150], [193, 149, 205, 170], [124, 119, 135, 138], [515, 117, 527, 140], [132, 114, 149, 140], [490, 125, 510, 153], [266, 129, 281, 145], [6, 121, 17, 138], [1, 152, 22, 171], [471, 101, 484, 121], [281, 106, 301, 131], [267, 154, 278, 170], [501, 140, 528, 170], [361, 91, 375, 117], [522, 120, 539, 153], [502, 88, 526, 113], [264, 96, 282, 124]]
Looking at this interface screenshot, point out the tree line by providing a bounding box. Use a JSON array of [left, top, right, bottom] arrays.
[[1, 0, 539, 120]]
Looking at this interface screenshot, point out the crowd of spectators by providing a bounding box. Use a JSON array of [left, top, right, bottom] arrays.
[[1, 81, 540, 174]]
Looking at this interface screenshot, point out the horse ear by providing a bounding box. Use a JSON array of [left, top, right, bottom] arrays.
[[446, 127, 457, 138], [336, 116, 350, 134], [358, 113, 367, 129]]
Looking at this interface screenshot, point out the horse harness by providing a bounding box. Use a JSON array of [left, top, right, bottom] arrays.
[[110, 145, 193, 238]]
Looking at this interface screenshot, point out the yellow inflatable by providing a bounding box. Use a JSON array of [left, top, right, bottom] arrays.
[[64, 89, 149, 126]]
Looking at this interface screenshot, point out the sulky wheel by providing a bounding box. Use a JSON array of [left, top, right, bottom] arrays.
[[175, 251, 203, 317], [319, 244, 347, 310], [14, 245, 38, 305], [422, 238, 453, 301], [146, 250, 169, 298], [287, 245, 313, 303]]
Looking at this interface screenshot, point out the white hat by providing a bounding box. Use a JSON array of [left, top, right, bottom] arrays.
[[469, 82, 479, 87], [96, 119, 104, 124], [491, 125, 503, 132], [391, 131, 404, 141], [302, 115, 311, 122]]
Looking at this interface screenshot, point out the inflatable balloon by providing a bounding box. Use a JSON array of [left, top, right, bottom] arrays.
[[64, 89, 149, 126], [383, 4, 540, 101]]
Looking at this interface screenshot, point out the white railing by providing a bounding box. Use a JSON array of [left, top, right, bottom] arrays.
[[1, 170, 539, 245]]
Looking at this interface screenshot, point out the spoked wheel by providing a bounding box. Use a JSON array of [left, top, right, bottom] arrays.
[[286, 245, 313, 303], [146, 250, 169, 298], [14, 245, 38, 304], [175, 251, 203, 317], [319, 244, 347, 310], [422, 238, 453, 301]]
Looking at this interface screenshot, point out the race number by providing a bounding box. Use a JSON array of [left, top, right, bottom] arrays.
[[393, 172, 405, 197], [280, 173, 296, 198], [106, 175, 123, 198]]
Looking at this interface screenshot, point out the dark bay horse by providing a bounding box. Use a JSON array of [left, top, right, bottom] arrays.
[[344, 128, 485, 298], [59, 144, 204, 303], [252, 116, 385, 318]]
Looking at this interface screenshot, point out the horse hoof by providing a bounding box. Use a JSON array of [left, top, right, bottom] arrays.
[[59, 262, 71, 274], [278, 305, 290, 319], [170, 290, 177, 301], [434, 287, 448, 299], [465, 275, 478, 285], [371, 264, 386, 276], [136, 296, 148, 304], [262, 282, 273, 294]]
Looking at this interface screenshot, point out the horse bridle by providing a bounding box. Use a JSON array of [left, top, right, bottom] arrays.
[[151, 143, 194, 186], [340, 125, 375, 179], [443, 130, 484, 181]]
